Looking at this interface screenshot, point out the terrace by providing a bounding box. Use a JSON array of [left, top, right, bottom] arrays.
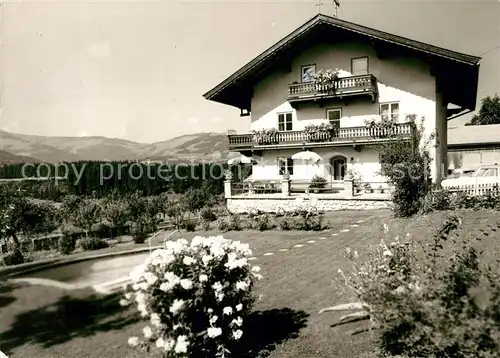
[[224, 177, 392, 213]]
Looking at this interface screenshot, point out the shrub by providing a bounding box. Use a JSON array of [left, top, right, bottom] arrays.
[[121, 235, 263, 357], [308, 214, 325, 231], [200, 207, 217, 222], [79, 237, 109, 251], [133, 232, 147, 244], [447, 191, 500, 211], [228, 215, 242, 231], [182, 184, 218, 214], [183, 218, 197, 232], [370, 116, 432, 217], [166, 200, 187, 230], [216, 217, 229, 232], [337, 215, 500, 358], [255, 214, 271, 231], [309, 175, 328, 189], [58, 235, 76, 254], [293, 213, 325, 231], [277, 217, 292, 231], [419, 188, 453, 214], [202, 220, 210, 231], [2, 248, 25, 266]]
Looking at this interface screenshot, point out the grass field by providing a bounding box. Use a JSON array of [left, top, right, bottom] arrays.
[[1, 209, 499, 358]]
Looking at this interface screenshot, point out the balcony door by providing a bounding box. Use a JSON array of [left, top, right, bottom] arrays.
[[329, 155, 346, 181], [301, 64, 316, 83]]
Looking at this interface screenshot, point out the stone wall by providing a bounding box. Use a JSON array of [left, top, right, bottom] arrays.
[[226, 197, 391, 213]]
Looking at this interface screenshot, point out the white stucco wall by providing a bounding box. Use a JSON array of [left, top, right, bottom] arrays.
[[251, 146, 384, 184], [248, 41, 439, 181], [448, 148, 500, 172]]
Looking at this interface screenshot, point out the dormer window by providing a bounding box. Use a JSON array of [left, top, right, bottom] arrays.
[[301, 64, 316, 83]]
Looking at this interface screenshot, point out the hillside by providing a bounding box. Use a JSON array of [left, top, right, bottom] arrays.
[[0, 149, 40, 164], [0, 130, 238, 163]]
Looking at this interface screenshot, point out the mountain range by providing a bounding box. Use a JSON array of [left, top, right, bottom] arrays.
[[0, 130, 237, 164]]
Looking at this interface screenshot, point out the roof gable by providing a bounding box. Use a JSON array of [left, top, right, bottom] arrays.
[[204, 14, 481, 111]]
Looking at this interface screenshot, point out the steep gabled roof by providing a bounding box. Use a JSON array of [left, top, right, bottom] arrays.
[[204, 14, 481, 111]]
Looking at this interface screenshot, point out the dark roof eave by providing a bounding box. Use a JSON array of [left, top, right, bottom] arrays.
[[203, 14, 481, 106], [448, 142, 500, 148]]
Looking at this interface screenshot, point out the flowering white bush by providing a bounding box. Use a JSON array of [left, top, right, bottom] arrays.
[[312, 68, 339, 93], [121, 235, 263, 357]]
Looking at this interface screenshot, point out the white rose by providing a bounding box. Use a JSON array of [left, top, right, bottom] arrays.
[[212, 282, 223, 292], [128, 336, 140, 347], [142, 326, 153, 339], [156, 337, 165, 348], [231, 317, 243, 327], [207, 327, 222, 338], [164, 338, 175, 352], [236, 281, 249, 291], [180, 279, 193, 290], [150, 313, 162, 327], [202, 255, 213, 265], [232, 329, 243, 340], [174, 335, 189, 354], [170, 299, 185, 315], [183, 256, 196, 266]]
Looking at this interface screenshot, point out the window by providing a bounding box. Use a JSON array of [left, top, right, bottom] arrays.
[[380, 102, 399, 122], [278, 158, 294, 175], [327, 108, 342, 129], [278, 113, 293, 131], [301, 64, 316, 83], [476, 167, 498, 177], [351, 57, 369, 76]]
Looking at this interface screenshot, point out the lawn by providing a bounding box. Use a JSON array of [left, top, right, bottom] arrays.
[[1, 209, 499, 358]]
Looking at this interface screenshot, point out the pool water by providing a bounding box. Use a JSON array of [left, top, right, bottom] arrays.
[[21, 252, 150, 287]]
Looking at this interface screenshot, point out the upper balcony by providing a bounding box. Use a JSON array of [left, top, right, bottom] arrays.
[[287, 74, 378, 107], [228, 122, 414, 152]]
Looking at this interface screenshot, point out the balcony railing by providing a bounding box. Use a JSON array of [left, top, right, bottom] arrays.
[[228, 122, 414, 150], [288, 74, 377, 102]]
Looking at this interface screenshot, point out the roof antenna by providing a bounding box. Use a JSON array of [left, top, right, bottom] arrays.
[[333, 0, 340, 18], [316, 0, 323, 14]]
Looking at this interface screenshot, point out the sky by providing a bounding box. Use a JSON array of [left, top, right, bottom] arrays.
[[1, 0, 499, 143]]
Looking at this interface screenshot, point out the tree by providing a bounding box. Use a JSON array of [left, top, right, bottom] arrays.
[[59, 194, 83, 225], [102, 200, 130, 239], [367, 115, 432, 217], [465, 94, 500, 126], [0, 187, 59, 264], [74, 199, 102, 237]]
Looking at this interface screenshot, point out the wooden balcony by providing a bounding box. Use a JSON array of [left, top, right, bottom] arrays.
[[288, 74, 378, 106], [228, 122, 414, 151]]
